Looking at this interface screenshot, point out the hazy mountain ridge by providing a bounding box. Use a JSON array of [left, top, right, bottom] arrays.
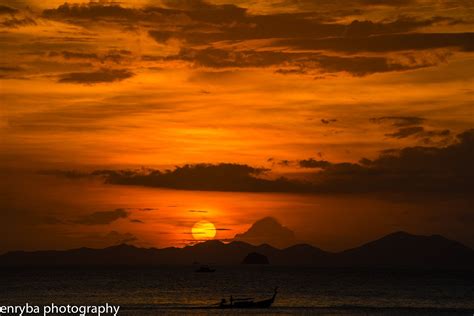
[[1, 232, 473, 269]]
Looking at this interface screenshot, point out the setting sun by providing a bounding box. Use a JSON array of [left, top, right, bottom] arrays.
[[191, 220, 217, 241]]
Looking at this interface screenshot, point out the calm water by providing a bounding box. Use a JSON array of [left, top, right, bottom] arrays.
[[1, 266, 473, 315]]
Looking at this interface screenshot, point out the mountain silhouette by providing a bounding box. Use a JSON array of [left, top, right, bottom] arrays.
[[338, 231, 474, 268], [0, 231, 472, 269], [233, 217, 297, 248]]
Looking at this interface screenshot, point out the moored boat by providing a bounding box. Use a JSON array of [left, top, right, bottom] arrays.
[[218, 287, 277, 309]]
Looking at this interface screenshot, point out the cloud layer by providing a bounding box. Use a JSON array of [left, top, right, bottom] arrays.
[[1, 0, 472, 81], [45, 129, 473, 195]]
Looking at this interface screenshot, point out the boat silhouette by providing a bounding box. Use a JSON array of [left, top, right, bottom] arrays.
[[217, 287, 277, 309]]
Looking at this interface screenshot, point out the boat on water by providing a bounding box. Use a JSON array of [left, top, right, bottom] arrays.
[[218, 287, 278, 309], [195, 265, 215, 273]]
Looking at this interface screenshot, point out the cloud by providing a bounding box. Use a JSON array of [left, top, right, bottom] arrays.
[[384, 126, 451, 140], [74, 209, 129, 225], [7, 1, 469, 81], [0, 16, 36, 27], [45, 1, 459, 45], [58, 68, 134, 84], [48, 49, 133, 64], [370, 116, 451, 142], [385, 126, 425, 138], [44, 130, 473, 195], [276, 32, 474, 53], [0, 66, 22, 72], [137, 208, 156, 212], [423, 129, 451, 138], [0, 4, 36, 28], [233, 217, 297, 248], [298, 158, 332, 169], [90, 163, 305, 192], [321, 118, 337, 124], [130, 219, 144, 224], [188, 209, 208, 213], [278, 0, 416, 11], [304, 54, 439, 76], [343, 17, 460, 38], [41, 1, 245, 27], [42, 2, 143, 21], [0, 5, 18, 15], [313, 129, 473, 193], [49, 51, 99, 61], [370, 116, 425, 127], [170, 48, 439, 76]]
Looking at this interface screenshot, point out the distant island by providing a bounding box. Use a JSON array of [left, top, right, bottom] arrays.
[[242, 252, 269, 264], [0, 231, 473, 269]]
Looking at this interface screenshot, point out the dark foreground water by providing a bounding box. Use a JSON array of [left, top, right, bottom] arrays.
[[1, 266, 473, 315]]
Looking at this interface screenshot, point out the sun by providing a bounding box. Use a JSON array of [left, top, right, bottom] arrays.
[[192, 220, 216, 241]]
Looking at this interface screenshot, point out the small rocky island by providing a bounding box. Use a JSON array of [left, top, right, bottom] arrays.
[[241, 252, 269, 264]]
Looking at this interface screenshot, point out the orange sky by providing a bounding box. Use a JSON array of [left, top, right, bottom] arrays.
[[0, 0, 473, 253]]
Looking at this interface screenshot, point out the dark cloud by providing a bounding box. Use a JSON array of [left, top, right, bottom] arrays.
[[49, 51, 99, 61], [233, 217, 297, 248], [278, 159, 291, 166], [188, 210, 208, 213], [359, 0, 414, 5], [46, 129, 474, 195], [370, 116, 425, 127], [299, 158, 332, 169], [307, 54, 438, 76], [38, 2, 473, 79], [162, 0, 247, 24], [0, 66, 22, 72], [58, 68, 134, 84], [152, 15, 455, 45], [171, 48, 438, 75], [90, 163, 304, 192], [370, 116, 451, 142], [42, 2, 150, 21], [170, 48, 291, 68], [0, 16, 35, 28], [323, 129, 472, 193], [385, 126, 451, 140], [385, 126, 425, 138], [42, 1, 243, 27], [74, 209, 129, 225], [343, 17, 461, 38], [130, 219, 144, 224], [0, 5, 17, 15], [423, 129, 451, 138], [42, 2, 459, 45], [137, 208, 156, 212], [276, 32, 474, 53], [47, 50, 133, 64], [321, 118, 337, 124], [278, 0, 416, 11]]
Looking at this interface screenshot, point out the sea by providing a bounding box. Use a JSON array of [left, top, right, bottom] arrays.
[[1, 266, 473, 315]]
